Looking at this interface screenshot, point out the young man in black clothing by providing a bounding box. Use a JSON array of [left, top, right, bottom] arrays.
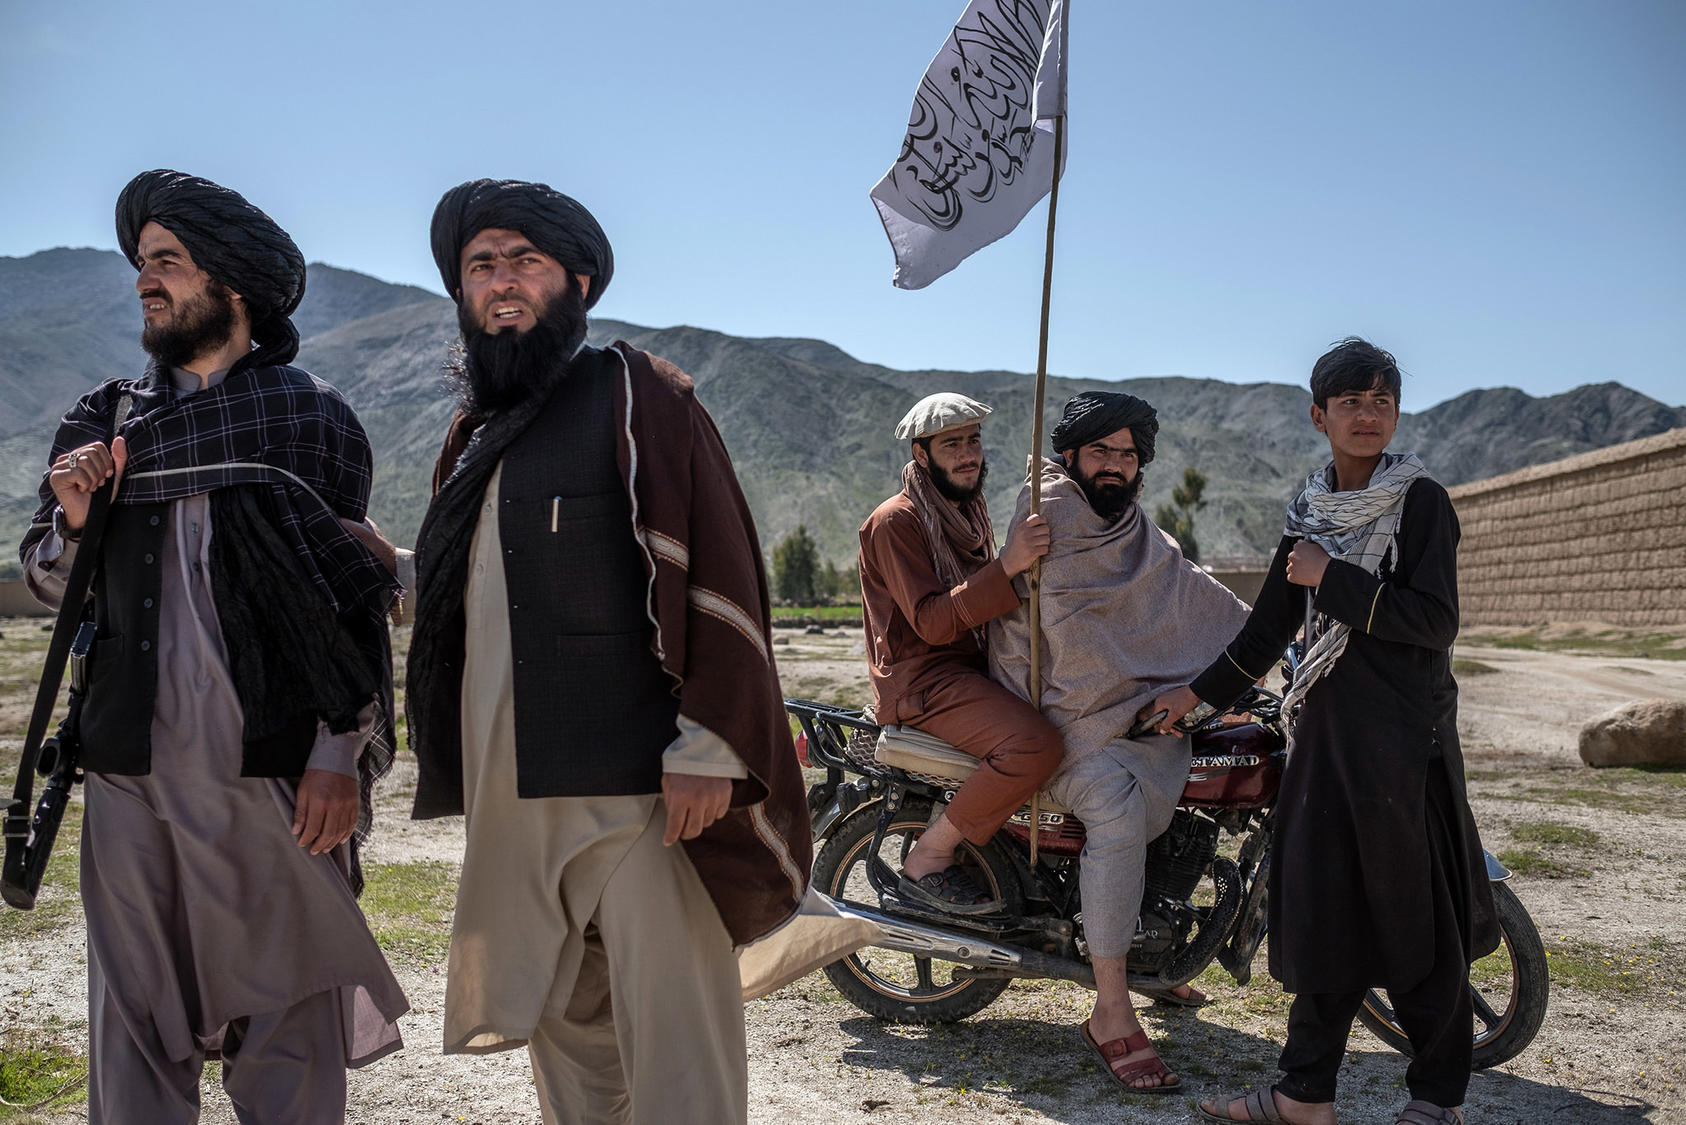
[[1144, 338, 1498, 1125]]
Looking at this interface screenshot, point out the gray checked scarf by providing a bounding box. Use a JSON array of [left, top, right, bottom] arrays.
[[1281, 451, 1427, 735]]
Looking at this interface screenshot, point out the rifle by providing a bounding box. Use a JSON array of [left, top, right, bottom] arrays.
[[2, 621, 96, 909], [3, 398, 126, 910]]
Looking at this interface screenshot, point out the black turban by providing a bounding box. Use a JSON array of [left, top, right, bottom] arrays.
[[430, 179, 613, 310], [1050, 391, 1160, 465], [116, 170, 306, 366]]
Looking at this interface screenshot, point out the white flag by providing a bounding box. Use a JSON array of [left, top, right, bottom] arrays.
[[871, 0, 1068, 290]]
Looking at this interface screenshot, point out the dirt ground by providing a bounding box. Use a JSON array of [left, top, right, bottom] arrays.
[[2, 621, 1684, 1124]]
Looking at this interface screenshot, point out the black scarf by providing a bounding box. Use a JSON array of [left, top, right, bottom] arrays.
[[406, 355, 567, 776]]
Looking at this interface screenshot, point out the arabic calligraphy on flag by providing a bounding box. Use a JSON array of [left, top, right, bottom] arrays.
[[870, 0, 1068, 290]]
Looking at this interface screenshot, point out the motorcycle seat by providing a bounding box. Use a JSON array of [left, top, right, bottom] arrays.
[[876, 725, 1070, 815]]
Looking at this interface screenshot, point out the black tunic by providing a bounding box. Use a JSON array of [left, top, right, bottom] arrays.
[[1191, 476, 1500, 994]]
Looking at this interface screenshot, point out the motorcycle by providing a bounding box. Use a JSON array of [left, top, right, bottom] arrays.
[[788, 675, 1548, 1070]]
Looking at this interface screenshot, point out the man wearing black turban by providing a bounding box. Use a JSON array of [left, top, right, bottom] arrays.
[[989, 389, 1251, 1094], [406, 179, 835, 1124], [20, 170, 407, 1122]]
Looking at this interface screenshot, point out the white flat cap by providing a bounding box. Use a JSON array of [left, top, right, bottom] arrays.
[[895, 392, 993, 441]]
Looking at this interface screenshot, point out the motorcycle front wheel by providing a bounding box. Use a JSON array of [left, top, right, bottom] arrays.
[[1357, 881, 1549, 1069], [812, 797, 1023, 1023]]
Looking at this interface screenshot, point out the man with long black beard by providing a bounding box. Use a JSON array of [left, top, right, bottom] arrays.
[[405, 179, 814, 1124], [989, 390, 1250, 1095], [19, 170, 408, 1123], [858, 394, 1061, 913]]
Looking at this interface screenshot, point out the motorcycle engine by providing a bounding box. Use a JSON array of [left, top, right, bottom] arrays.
[[1143, 810, 1218, 905]]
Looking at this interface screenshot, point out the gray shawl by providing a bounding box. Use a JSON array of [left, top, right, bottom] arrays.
[[989, 459, 1251, 764]]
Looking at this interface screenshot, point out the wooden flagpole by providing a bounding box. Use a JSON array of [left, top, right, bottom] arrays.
[[1024, 113, 1065, 866]]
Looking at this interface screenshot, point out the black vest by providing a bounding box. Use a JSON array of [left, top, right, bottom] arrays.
[[78, 501, 315, 776], [497, 349, 680, 796]]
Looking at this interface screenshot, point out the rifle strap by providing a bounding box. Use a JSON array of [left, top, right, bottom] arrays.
[[5, 394, 131, 833]]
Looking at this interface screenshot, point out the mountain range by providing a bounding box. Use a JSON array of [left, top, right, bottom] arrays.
[[4, 247, 1682, 570]]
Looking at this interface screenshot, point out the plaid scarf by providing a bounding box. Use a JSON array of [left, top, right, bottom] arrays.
[[901, 459, 995, 648], [1280, 451, 1428, 739], [26, 363, 395, 614], [21, 364, 398, 889]]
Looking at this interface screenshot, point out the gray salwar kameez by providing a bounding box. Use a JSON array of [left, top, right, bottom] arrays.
[[25, 366, 407, 1124]]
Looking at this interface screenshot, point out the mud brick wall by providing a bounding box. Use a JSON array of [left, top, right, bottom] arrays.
[[1449, 428, 1686, 627]]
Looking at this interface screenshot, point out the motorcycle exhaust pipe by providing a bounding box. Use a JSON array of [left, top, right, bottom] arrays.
[[826, 897, 1097, 988]]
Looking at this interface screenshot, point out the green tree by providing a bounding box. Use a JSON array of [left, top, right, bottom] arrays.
[[771, 524, 821, 605], [1154, 467, 1209, 564]]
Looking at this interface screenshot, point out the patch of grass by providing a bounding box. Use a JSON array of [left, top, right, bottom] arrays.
[[771, 605, 864, 625], [1469, 943, 1517, 989], [1497, 847, 1587, 879], [1461, 627, 1686, 661], [1544, 936, 1686, 998], [1493, 765, 1686, 818], [358, 860, 458, 962], [1511, 821, 1599, 847], [1451, 659, 1498, 676], [0, 1035, 87, 1120], [0, 803, 83, 941]]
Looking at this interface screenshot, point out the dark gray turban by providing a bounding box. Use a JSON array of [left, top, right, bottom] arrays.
[[1051, 390, 1160, 465], [430, 179, 613, 310], [116, 169, 306, 366]]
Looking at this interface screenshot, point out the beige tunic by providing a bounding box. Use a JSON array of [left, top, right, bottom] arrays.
[[443, 464, 745, 1053]]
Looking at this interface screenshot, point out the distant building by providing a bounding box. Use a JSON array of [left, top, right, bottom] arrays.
[[1451, 427, 1686, 628]]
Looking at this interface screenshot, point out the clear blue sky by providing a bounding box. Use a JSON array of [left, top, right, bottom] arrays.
[[2, 1, 1680, 409]]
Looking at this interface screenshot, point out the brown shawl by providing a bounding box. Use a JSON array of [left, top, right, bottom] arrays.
[[420, 342, 810, 946], [901, 459, 995, 646]]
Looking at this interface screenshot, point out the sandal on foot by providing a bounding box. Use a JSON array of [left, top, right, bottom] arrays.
[[1396, 1101, 1463, 1125], [896, 864, 1000, 915], [1134, 983, 1209, 1009], [1080, 1019, 1181, 1094], [1197, 1086, 1285, 1123]]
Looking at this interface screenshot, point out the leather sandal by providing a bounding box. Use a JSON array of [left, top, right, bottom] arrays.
[[1395, 1101, 1464, 1125], [1198, 1086, 1285, 1123], [1133, 983, 1209, 1009], [1080, 1019, 1181, 1094], [896, 864, 1000, 915]]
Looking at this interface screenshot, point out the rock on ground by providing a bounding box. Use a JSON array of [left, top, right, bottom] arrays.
[[1579, 698, 1686, 767]]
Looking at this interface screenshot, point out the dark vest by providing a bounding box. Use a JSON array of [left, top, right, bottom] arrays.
[[497, 349, 680, 796], [77, 501, 316, 776]]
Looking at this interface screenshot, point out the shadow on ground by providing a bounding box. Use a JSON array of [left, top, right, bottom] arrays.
[[833, 1013, 1657, 1122]]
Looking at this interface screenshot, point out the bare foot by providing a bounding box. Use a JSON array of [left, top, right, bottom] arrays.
[[899, 840, 954, 882], [1198, 1088, 1335, 1125]]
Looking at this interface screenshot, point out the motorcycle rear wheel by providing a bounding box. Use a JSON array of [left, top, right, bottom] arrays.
[[813, 798, 1023, 1023], [1356, 881, 1549, 1069]]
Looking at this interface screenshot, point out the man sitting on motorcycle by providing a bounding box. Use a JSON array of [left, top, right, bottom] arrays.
[[858, 392, 1063, 913], [988, 391, 1251, 1094]]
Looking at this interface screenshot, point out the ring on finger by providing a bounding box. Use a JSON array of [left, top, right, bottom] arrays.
[[66, 451, 80, 469]]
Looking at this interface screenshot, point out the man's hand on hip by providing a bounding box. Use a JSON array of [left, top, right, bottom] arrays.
[[662, 772, 733, 846], [294, 768, 359, 855], [340, 516, 398, 575]]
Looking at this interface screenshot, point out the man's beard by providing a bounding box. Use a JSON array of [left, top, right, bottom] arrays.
[[1076, 466, 1143, 520], [930, 457, 988, 504], [140, 281, 237, 370], [449, 279, 589, 416]]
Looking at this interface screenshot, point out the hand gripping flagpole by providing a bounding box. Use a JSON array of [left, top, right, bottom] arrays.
[[1024, 112, 1065, 867]]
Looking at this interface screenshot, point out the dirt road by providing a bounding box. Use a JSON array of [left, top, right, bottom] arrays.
[[2, 626, 1682, 1123]]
